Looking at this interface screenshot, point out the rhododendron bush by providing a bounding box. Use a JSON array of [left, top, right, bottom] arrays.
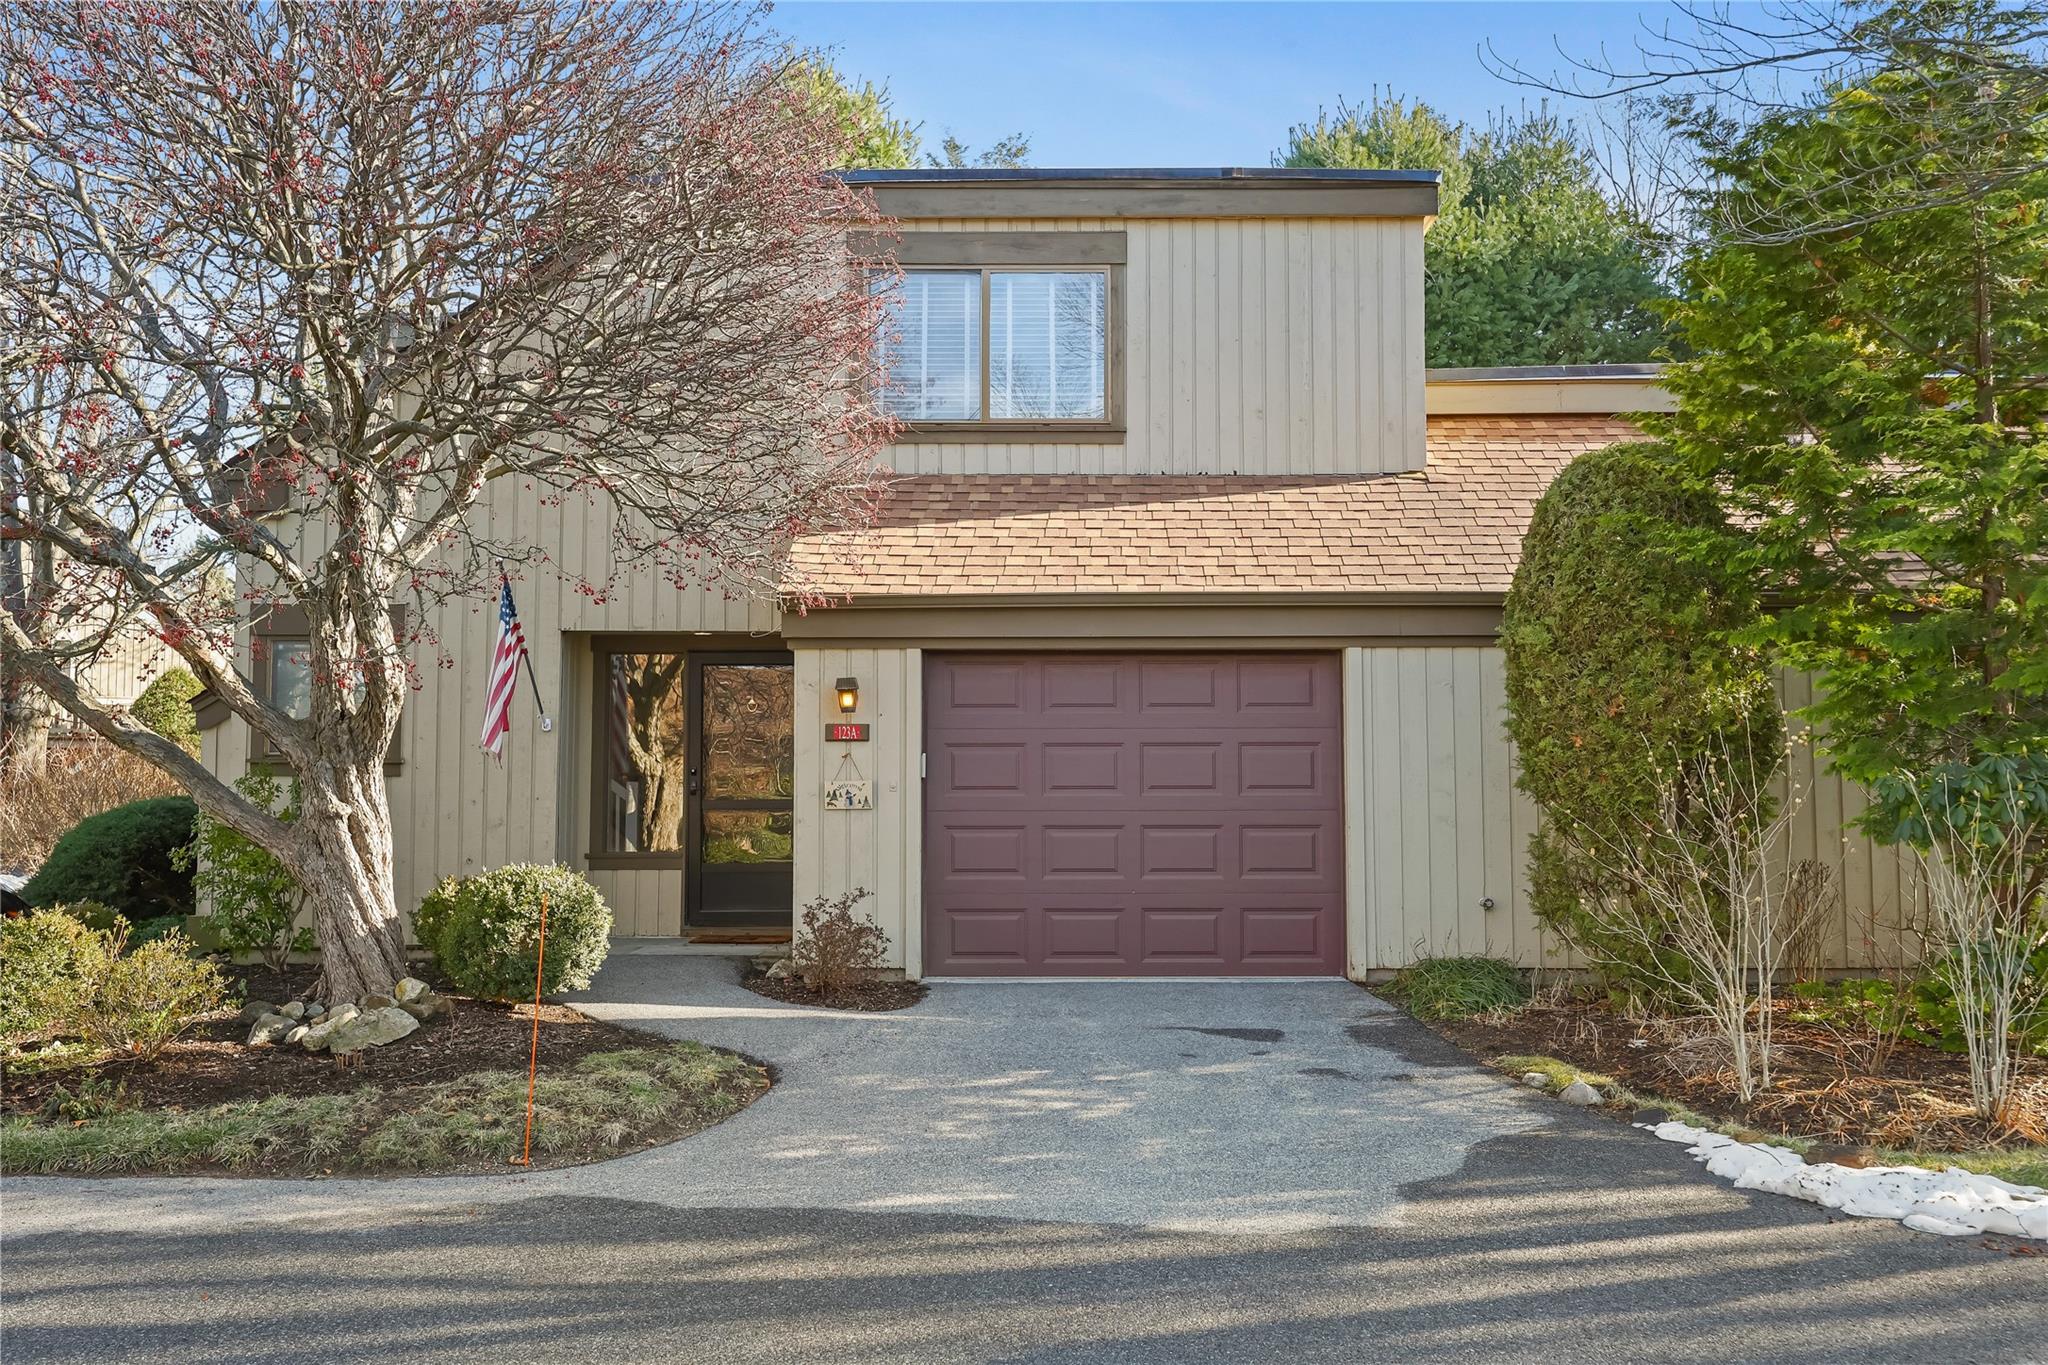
[[0, 0, 892, 1000]]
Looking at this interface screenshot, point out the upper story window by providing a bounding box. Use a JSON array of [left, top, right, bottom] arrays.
[[874, 250, 1119, 436]]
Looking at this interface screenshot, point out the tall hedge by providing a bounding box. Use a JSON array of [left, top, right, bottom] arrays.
[[22, 796, 199, 924], [1501, 442, 1782, 990]]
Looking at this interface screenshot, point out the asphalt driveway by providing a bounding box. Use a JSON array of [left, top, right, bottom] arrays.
[[3, 954, 2042, 1363]]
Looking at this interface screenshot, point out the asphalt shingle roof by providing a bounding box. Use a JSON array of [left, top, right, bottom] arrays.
[[789, 415, 1641, 598]]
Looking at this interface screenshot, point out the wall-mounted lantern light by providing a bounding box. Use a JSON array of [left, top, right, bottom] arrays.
[[835, 677, 860, 714]]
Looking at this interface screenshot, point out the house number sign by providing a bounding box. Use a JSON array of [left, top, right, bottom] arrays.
[[826, 722, 869, 742]]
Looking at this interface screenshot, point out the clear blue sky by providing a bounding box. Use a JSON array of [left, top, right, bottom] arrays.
[[766, 1, 1716, 166]]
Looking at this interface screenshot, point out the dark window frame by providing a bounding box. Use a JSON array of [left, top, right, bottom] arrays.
[[871, 231, 1127, 444], [586, 637, 691, 871], [249, 605, 406, 775]]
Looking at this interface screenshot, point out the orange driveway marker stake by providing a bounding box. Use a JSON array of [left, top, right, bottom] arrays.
[[513, 889, 549, 1167]]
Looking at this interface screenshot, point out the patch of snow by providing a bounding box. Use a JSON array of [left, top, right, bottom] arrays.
[[0, 872, 25, 895], [1642, 1120, 2048, 1240]]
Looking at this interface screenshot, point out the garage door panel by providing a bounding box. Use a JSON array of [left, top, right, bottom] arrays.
[[1138, 742, 1223, 795], [1042, 741, 1127, 795], [1040, 907, 1129, 965], [1240, 905, 1332, 963], [1041, 659, 1126, 712], [1041, 824, 1127, 879], [1138, 906, 1231, 966], [925, 653, 1343, 976], [936, 823, 1032, 880], [942, 743, 1029, 795], [942, 906, 1033, 965], [942, 660, 1031, 709], [1238, 656, 1325, 711]]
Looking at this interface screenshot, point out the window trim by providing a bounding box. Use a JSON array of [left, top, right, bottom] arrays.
[[875, 233, 1126, 443], [587, 637, 690, 871], [249, 605, 406, 775]]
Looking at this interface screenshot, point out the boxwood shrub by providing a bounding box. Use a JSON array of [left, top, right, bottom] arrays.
[[423, 864, 612, 1001], [23, 796, 198, 924], [0, 911, 101, 1040]]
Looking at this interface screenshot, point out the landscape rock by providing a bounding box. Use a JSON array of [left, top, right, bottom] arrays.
[[361, 993, 395, 1011], [764, 959, 793, 981], [238, 1000, 278, 1025], [283, 1025, 309, 1046], [245, 1013, 297, 1046], [302, 1001, 325, 1019], [392, 977, 431, 1004], [396, 989, 451, 1023], [1520, 1071, 1550, 1089], [1559, 1080, 1603, 1106], [298, 1004, 362, 1050], [279, 1001, 306, 1020], [320, 1005, 419, 1053]]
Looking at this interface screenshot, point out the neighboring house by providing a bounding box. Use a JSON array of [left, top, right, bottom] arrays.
[[50, 624, 172, 739], [196, 168, 1919, 979]]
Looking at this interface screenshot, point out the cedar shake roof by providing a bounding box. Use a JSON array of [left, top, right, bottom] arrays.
[[789, 415, 1642, 599]]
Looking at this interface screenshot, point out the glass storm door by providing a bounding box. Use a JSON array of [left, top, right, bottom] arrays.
[[686, 655, 796, 926]]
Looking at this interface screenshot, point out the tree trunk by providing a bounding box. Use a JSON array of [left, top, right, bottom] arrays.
[[293, 758, 408, 1002], [0, 654, 54, 780]]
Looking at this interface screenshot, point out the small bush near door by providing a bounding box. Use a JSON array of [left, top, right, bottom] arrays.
[[791, 890, 887, 1000], [420, 864, 613, 1001]]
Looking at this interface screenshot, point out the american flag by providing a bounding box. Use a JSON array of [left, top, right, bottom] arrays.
[[480, 576, 526, 758]]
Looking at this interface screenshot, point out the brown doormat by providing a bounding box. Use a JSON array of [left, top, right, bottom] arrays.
[[685, 927, 793, 945]]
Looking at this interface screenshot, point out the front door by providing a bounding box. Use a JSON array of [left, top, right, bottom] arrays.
[[686, 654, 795, 927]]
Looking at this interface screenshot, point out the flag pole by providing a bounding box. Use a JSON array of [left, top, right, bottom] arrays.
[[495, 560, 550, 728]]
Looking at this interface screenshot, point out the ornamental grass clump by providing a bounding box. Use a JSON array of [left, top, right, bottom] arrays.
[[1391, 955, 1530, 1020]]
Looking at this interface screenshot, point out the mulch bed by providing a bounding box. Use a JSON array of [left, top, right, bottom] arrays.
[[1420, 993, 2048, 1155], [3, 963, 669, 1118], [741, 971, 926, 1012]]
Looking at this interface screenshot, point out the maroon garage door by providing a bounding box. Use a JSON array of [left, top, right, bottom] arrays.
[[923, 653, 1345, 976]]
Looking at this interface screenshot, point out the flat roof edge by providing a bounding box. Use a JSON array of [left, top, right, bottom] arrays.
[[838, 167, 1440, 186], [1426, 364, 1667, 382]]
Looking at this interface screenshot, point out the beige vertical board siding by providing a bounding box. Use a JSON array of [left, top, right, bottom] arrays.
[[881, 217, 1426, 476], [67, 631, 170, 709], [790, 646, 922, 971], [212, 479, 778, 929], [585, 867, 683, 939], [1348, 646, 1922, 972]]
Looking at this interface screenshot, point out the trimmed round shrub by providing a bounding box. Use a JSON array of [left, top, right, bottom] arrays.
[[0, 910, 100, 1039], [23, 796, 198, 924], [427, 864, 612, 1001], [1501, 442, 1783, 995], [411, 875, 461, 959], [130, 667, 203, 755]]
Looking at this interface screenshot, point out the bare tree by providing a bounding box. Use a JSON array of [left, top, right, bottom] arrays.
[[0, 1, 892, 1000], [1560, 730, 1829, 1103], [1487, 0, 2048, 245]]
